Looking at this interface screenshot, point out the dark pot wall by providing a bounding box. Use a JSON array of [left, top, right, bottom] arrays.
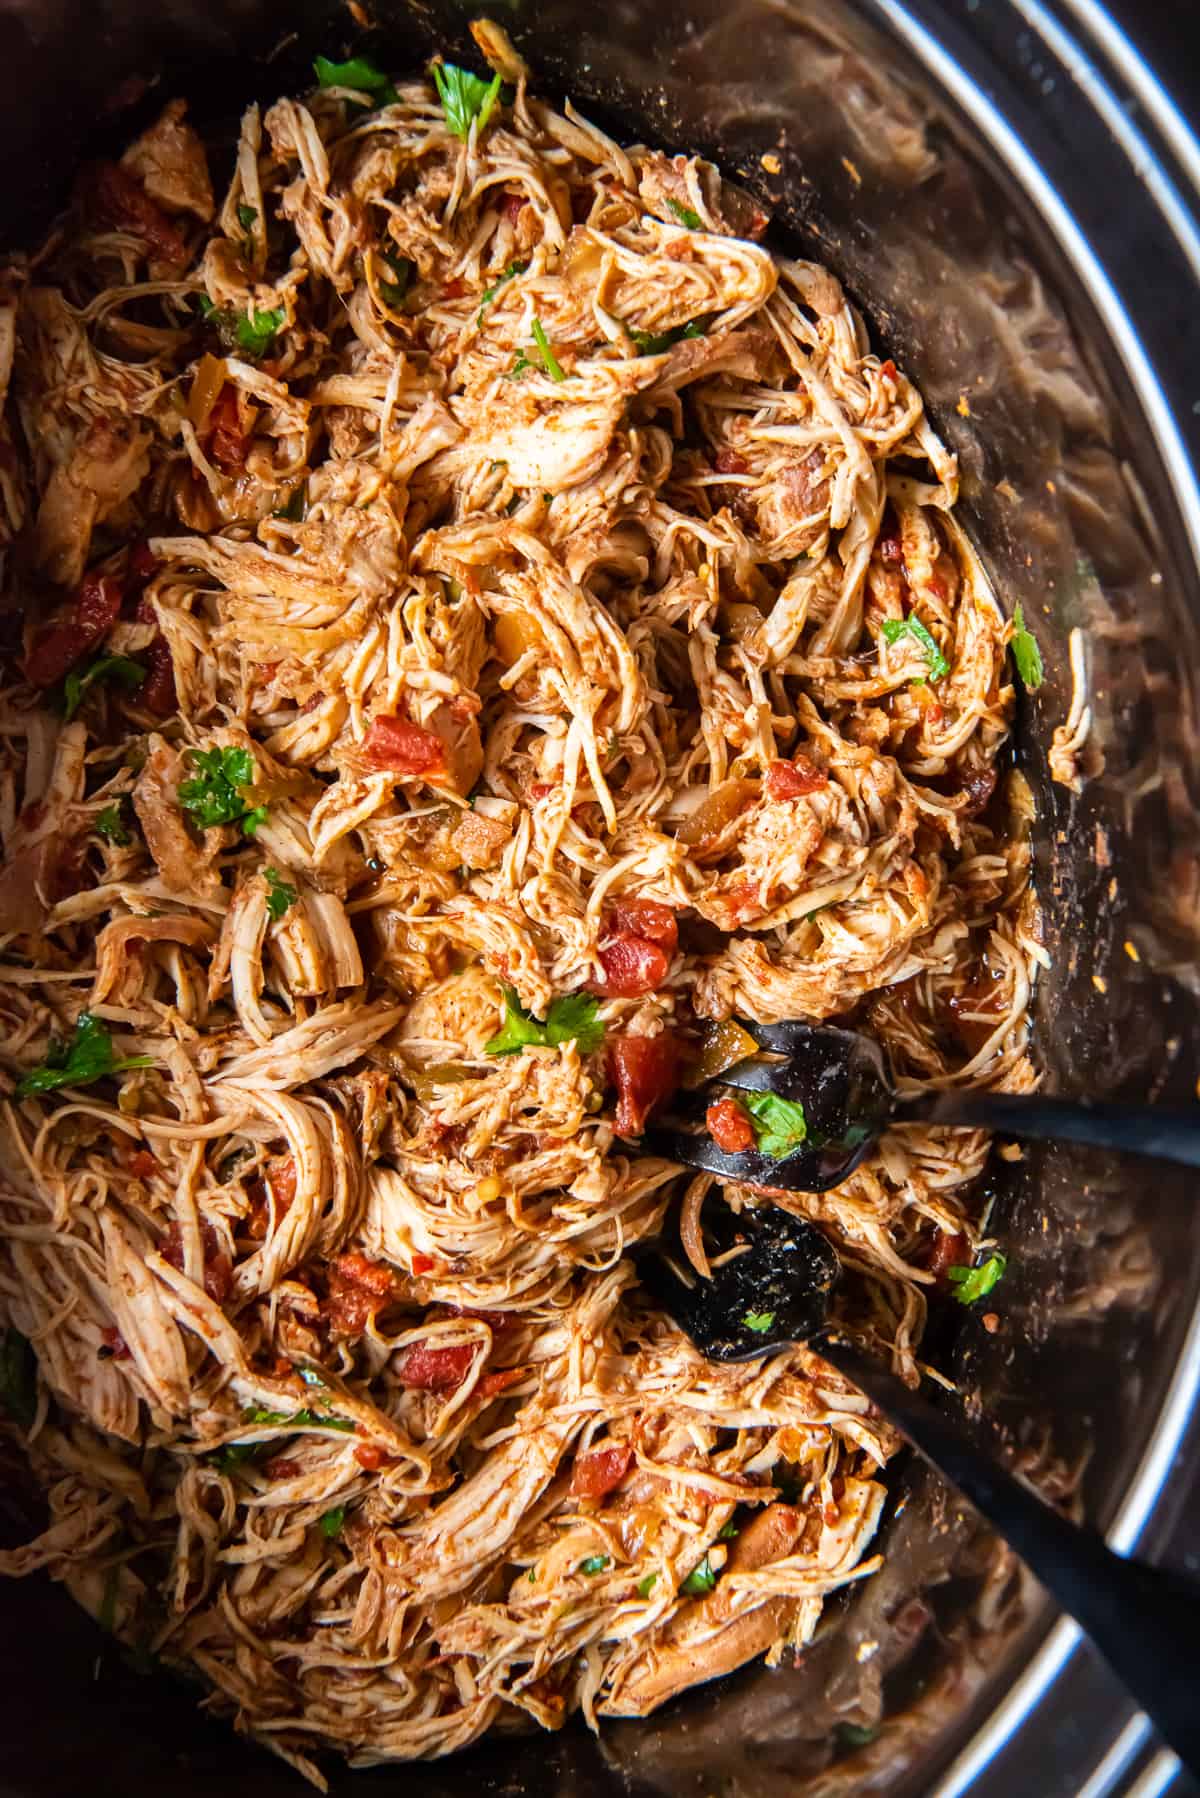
[[1, 2, 1199, 1794]]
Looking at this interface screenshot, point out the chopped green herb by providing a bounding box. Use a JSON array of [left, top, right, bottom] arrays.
[[16, 1012, 153, 1099], [627, 315, 708, 356], [881, 615, 950, 682], [477, 258, 528, 324], [836, 1722, 880, 1749], [202, 304, 286, 360], [579, 1555, 609, 1575], [62, 654, 146, 722], [947, 1253, 1007, 1305], [665, 198, 703, 229], [264, 867, 298, 922], [214, 1440, 263, 1472], [236, 203, 258, 232], [681, 1554, 717, 1597], [314, 53, 399, 107], [95, 801, 132, 847], [245, 1406, 355, 1432], [742, 1310, 776, 1334], [178, 745, 265, 836], [741, 1090, 808, 1160], [526, 1565, 538, 1582], [320, 1506, 347, 1538], [531, 317, 565, 382], [717, 1519, 739, 1540], [636, 1573, 658, 1598], [485, 988, 604, 1056], [507, 347, 533, 380], [378, 250, 413, 308], [0, 1327, 37, 1430], [273, 483, 308, 522], [1010, 604, 1044, 692], [432, 61, 502, 140]]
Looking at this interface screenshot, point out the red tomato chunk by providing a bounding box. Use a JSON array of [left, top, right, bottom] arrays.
[[24, 571, 123, 688], [596, 934, 671, 997], [764, 755, 828, 801], [363, 715, 446, 775], [570, 1442, 633, 1499], [395, 1341, 478, 1391], [609, 1034, 680, 1136], [706, 1096, 755, 1153]]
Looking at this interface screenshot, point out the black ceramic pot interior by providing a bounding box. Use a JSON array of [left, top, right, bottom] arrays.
[[2, 3, 1199, 1796]]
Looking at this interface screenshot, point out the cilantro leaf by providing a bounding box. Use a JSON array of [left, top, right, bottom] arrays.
[[947, 1253, 1007, 1305], [320, 1506, 347, 1538], [636, 1573, 658, 1598], [15, 1012, 153, 1099], [680, 1554, 717, 1597], [531, 317, 565, 382], [314, 54, 399, 107], [62, 654, 146, 722], [880, 615, 950, 682], [507, 347, 533, 380], [432, 62, 502, 141], [377, 250, 412, 309], [627, 315, 708, 356], [236, 203, 258, 231], [0, 1327, 37, 1430], [245, 1406, 355, 1432], [742, 1310, 776, 1334], [273, 483, 307, 522], [579, 1555, 609, 1575], [203, 304, 286, 360], [264, 867, 298, 922], [741, 1090, 808, 1159], [177, 746, 265, 836], [485, 988, 605, 1056], [665, 198, 702, 229], [95, 801, 132, 847], [477, 258, 528, 324], [717, 1519, 739, 1539], [1010, 605, 1044, 691]]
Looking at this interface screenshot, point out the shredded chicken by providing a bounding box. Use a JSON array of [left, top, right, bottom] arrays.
[[0, 44, 1039, 1787]]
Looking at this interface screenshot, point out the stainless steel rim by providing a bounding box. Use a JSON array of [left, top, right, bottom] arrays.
[[872, 0, 1200, 1788]]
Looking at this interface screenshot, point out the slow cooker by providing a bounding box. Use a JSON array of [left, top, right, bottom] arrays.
[[1, 1, 1198, 1793]]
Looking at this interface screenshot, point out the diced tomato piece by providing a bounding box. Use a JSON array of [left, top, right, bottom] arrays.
[[609, 1034, 681, 1136], [927, 1229, 969, 1284], [604, 898, 678, 954], [476, 1366, 525, 1399], [441, 276, 466, 300], [207, 386, 250, 472], [127, 1149, 159, 1179], [715, 448, 749, 475], [354, 1442, 391, 1471], [162, 1218, 232, 1304], [101, 1325, 132, 1360], [85, 162, 188, 263], [411, 1252, 436, 1276], [23, 571, 123, 688], [878, 504, 904, 566], [395, 1341, 479, 1391], [764, 754, 828, 802], [363, 714, 446, 776], [570, 1441, 634, 1499], [595, 935, 671, 998], [139, 635, 177, 716], [326, 1252, 399, 1337], [879, 359, 897, 382], [706, 1096, 755, 1153], [128, 540, 159, 586], [263, 1456, 302, 1479]]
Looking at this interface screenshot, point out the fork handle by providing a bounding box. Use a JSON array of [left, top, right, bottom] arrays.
[[817, 1334, 1200, 1773], [901, 1090, 1200, 1169]]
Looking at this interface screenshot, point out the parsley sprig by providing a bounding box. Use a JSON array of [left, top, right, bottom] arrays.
[[627, 316, 707, 357], [432, 62, 502, 141], [314, 54, 399, 108], [948, 1253, 1007, 1305], [178, 746, 267, 837], [95, 800, 132, 846], [197, 296, 286, 360], [881, 614, 950, 682], [264, 868, 298, 921], [485, 988, 604, 1056], [1010, 605, 1044, 691], [681, 1554, 718, 1596], [742, 1310, 777, 1334], [16, 1012, 153, 1099], [63, 654, 145, 722], [741, 1090, 808, 1159]]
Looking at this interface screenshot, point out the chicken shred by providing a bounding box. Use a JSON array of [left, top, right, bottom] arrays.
[[0, 47, 1039, 1784]]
